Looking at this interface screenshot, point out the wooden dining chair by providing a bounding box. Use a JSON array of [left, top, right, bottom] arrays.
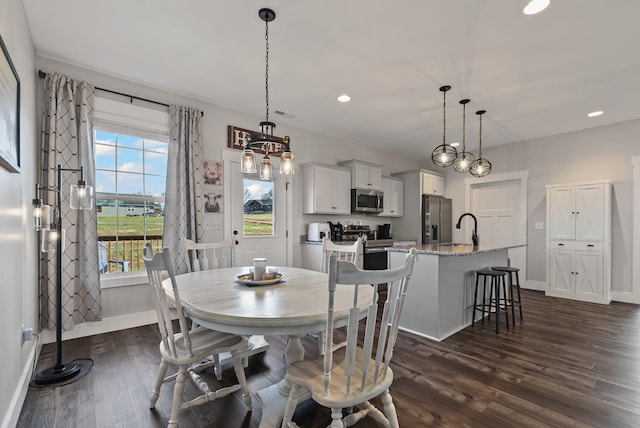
[[315, 237, 363, 353], [143, 246, 251, 428], [181, 237, 270, 378], [282, 248, 417, 428]]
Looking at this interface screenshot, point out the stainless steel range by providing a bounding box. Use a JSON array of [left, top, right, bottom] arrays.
[[343, 224, 389, 271]]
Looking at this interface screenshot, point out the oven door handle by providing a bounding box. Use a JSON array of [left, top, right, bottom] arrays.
[[365, 247, 387, 253]]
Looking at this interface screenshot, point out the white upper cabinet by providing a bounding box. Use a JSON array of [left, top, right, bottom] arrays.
[[421, 171, 445, 196], [338, 160, 383, 191], [548, 184, 604, 241], [379, 176, 403, 217], [302, 163, 351, 215]]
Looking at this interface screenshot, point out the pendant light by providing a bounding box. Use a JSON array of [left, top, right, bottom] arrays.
[[469, 110, 492, 177], [241, 7, 294, 180], [453, 99, 475, 173], [431, 85, 458, 168]]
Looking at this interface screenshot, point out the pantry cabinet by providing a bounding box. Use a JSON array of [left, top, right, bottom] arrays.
[[546, 181, 611, 304], [302, 163, 351, 215], [421, 171, 445, 196]]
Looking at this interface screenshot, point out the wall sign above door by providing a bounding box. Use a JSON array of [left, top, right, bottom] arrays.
[[227, 125, 285, 156]]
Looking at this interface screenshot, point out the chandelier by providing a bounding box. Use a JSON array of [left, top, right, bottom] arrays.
[[241, 7, 294, 181], [431, 85, 457, 168]]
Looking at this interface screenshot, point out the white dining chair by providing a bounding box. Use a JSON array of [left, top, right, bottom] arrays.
[[315, 237, 362, 354], [182, 237, 269, 377], [281, 248, 417, 428], [143, 246, 251, 428]]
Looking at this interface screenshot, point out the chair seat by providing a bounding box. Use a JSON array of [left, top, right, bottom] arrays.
[[160, 326, 246, 365], [286, 346, 394, 409], [490, 266, 520, 273], [477, 268, 506, 276]]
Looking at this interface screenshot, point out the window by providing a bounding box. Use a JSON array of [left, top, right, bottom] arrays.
[[242, 178, 274, 236], [94, 96, 170, 276]]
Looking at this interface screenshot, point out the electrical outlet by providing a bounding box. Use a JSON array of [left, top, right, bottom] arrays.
[[535, 221, 544, 230], [22, 327, 33, 343]]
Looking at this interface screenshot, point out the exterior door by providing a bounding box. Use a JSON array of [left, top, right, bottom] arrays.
[[224, 152, 288, 268]]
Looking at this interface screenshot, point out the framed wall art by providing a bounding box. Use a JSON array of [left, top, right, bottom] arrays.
[[0, 34, 20, 173]]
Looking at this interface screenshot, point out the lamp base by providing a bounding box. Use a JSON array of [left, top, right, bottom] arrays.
[[30, 359, 93, 387]]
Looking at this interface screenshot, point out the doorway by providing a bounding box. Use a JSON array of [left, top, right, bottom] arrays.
[[465, 171, 528, 286], [223, 149, 292, 267]]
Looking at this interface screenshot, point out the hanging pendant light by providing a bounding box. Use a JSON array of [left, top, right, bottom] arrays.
[[241, 7, 294, 180], [453, 99, 476, 173], [431, 85, 458, 168], [469, 110, 492, 178]]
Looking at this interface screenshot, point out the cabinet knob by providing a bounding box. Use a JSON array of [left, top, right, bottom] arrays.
[[576, 211, 580, 214], [558, 243, 564, 246], [587, 244, 594, 247]]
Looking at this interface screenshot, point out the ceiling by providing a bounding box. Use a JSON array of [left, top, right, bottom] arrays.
[[22, 0, 640, 160]]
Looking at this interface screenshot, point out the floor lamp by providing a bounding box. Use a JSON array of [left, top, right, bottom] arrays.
[[31, 164, 94, 386]]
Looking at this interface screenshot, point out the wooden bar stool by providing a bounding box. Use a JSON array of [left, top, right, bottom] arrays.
[[472, 268, 509, 334], [491, 266, 523, 325]]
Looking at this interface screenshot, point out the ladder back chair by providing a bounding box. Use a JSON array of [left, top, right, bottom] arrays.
[[143, 245, 251, 428], [282, 248, 418, 428], [182, 237, 270, 377]]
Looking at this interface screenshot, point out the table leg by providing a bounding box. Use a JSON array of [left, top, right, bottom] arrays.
[[256, 335, 311, 428]]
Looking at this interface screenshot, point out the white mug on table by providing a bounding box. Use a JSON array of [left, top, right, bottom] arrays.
[[253, 257, 267, 280]]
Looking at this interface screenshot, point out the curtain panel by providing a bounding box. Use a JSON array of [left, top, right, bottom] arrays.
[[39, 73, 101, 330], [163, 105, 205, 274]]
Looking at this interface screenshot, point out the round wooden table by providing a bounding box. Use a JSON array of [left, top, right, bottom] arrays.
[[166, 266, 373, 427]]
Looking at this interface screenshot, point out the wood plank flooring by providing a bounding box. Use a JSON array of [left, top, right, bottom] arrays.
[[17, 290, 640, 427]]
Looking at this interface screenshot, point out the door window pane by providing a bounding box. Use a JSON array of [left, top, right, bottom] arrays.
[[243, 178, 273, 236]]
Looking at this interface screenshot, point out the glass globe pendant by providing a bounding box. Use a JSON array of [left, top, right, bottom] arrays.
[[431, 85, 458, 168], [470, 110, 492, 178], [453, 99, 476, 173]]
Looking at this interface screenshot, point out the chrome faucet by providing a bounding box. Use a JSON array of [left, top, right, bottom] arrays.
[[456, 213, 478, 246]]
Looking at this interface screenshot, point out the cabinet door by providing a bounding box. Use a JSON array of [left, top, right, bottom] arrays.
[[368, 165, 383, 190], [301, 244, 323, 272], [422, 173, 443, 196], [379, 178, 402, 217], [333, 169, 352, 214], [574, 250, 603, 300], [549, 249, 573, 297], [548, 187, 575, 240], [433, 176, 445, 196], [575, 184, 604, 241], [314, 166, 335, 213], [353, 163, 370, 188]]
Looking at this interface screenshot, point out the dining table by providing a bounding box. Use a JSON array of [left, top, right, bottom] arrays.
[[164, 265, 374, 428]]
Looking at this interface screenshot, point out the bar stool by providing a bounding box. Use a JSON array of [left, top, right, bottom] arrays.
[[472, 268, 509, 334], [491, 266, 523, 325]]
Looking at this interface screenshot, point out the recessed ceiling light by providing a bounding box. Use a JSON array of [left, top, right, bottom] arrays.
[[337, 94, 351, 103], [523, 0, 550, 15], [587, 110, 604, 117], [451, 142, 460, 147]]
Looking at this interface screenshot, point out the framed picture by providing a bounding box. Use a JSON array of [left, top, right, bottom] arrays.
[[0, 34, 20, 173], [203, 159, 223, 185], [204, 191, 223, 213]]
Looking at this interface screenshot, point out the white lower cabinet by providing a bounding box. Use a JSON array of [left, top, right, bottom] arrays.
[[548, 241, 606, 303]]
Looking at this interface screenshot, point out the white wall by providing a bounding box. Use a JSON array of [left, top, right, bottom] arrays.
[[424, 120, 639, 300], [1, 0, 38, 426]]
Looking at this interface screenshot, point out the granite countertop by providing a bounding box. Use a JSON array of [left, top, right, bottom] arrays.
[[387, 243, 526, 256], [302, 238, 417, 246]]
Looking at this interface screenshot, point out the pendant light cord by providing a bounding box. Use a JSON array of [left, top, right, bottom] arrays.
[[478, 112, 483, 158], [264, 18, 270, 125], [462, 102, 466, 152], [442, 89, 447, 149]]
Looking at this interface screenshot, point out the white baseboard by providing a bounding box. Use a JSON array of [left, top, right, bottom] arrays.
[[41, 310, 158, 344], [611, 290, 634, 304], [524, 280, 546, 291], [3, 342, 39, 428]]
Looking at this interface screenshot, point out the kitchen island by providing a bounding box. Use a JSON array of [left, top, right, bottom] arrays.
[[388, 243, 525, 341]]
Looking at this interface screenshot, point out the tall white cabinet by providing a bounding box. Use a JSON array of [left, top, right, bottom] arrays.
[[546, 181, 612, 304]]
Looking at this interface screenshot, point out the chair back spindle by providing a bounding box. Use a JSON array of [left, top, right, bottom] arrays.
[[321, 237, 361, 273], [182, 237, 234, 272]]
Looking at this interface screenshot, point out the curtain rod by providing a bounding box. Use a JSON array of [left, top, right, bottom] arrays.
[[37, 70, 204, 116]]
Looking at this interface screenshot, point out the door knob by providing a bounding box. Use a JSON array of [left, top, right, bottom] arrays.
[[233, 230, 238, 235]]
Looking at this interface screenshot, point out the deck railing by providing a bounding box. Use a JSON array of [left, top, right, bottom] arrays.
[[99, 235, 163, 273]]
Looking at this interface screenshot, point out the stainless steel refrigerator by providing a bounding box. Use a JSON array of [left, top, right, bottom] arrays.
[[422, 195, 452, 244]]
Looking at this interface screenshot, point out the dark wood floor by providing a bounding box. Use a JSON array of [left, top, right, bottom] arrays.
[[18, 290, 640, 427]]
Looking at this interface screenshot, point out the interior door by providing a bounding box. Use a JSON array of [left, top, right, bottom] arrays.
[[227, 157, 288, 268], [469, 178, 526, 281]]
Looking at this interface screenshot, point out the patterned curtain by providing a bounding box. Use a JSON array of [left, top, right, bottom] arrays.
[[39, 73, 101, 330], [163, 105, 205, 274]]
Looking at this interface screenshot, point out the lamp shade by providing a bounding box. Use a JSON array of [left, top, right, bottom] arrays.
[[280, 150, 294, 175], [41, 228, 65, 253], [241, 148, 257, 174], [260, 155, 273, 181], [70, 182, 93, 210]]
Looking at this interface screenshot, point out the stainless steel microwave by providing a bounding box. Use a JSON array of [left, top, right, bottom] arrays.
[[351, 188, 384, 213]]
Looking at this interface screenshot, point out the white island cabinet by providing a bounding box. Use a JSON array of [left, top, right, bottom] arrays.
[[387, 244, 524, 341]]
